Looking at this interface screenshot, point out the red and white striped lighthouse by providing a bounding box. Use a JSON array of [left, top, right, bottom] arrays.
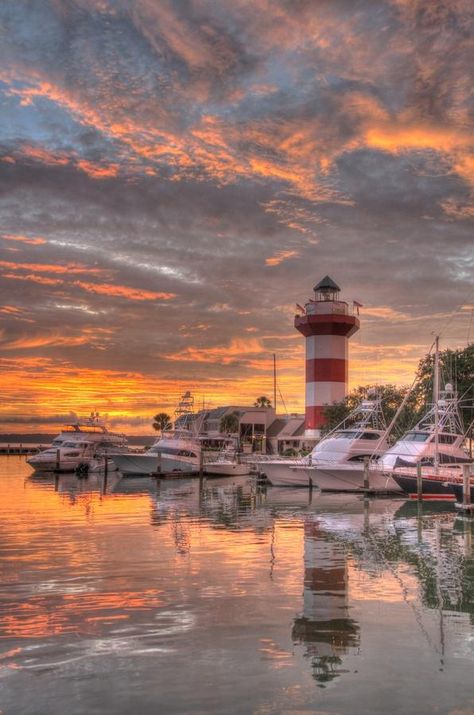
[[295, 276, 359, 436]]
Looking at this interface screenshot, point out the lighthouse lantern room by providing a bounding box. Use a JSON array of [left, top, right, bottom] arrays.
[[295, 276, 360, 437]]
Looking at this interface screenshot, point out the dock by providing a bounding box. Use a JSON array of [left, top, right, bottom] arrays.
[[0, 443, 43, 455]]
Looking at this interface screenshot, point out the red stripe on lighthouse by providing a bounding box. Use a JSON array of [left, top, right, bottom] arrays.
[[305, 358, 347, 383], [305, 406, 326, 429]]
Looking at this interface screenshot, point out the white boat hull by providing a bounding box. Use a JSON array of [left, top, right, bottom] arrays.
[[160, 455, 200, 474], [265, 463, 401, 492], [204, 462, 250, 477], [111, 454, 160, 475], [26, 458, 85, 473]]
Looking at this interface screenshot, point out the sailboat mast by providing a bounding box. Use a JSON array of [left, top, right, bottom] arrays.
[[273, 353, 277, 410], [434, 336, 440, 474]]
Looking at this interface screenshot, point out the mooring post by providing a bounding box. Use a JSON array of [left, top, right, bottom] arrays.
[[56, 448, 60, 472], [363, 456, 370, 491], [308, 474, 313, 492], [104, 454, 108, 478], [416, 462, 422, 501], [463, 463, 471, 508], [199, 449, 204, 480]]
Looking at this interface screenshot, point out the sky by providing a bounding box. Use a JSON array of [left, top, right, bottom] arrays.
[[0, 0, 473, 433]]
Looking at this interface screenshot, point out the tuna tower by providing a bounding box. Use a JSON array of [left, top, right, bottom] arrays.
[[295, 276, 360, 437]]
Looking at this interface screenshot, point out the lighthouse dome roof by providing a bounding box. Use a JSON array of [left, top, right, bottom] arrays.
[[314, 275, 340, 292]]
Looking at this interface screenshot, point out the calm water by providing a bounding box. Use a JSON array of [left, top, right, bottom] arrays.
[[2, 459, 474, 714]]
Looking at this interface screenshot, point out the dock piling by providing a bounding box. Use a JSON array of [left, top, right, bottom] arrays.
[[463, 464, 471, 508], [363, 457, 370, 491], [416, 462, 422, 501]]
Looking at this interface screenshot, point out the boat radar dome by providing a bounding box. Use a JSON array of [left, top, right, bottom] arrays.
[[445, 383, 453, 393], [313, 275, 341, 301]]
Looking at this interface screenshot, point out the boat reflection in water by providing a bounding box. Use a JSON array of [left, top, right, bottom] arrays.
[[292, 514, 359, 686]]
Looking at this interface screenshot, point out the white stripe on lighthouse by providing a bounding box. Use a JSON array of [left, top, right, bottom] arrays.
[[306, 335, 347, 361], [305, 381, 346, 407]]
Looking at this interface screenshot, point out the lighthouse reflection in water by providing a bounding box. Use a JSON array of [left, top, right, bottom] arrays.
[[293, 514, 359, 686]]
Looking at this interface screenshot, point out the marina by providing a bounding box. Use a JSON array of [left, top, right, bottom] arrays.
[[3, 457, 474, 714]]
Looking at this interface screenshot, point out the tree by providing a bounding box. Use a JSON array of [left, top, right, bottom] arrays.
[[415, 343, 474, 431], [152, 412, 172, 433], [254, 396, 272, 408], [220, 412, 240, 434]]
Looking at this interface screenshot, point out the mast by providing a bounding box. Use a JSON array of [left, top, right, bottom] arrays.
[[434, 336, 440, 474], [273, 353, 277, 411]]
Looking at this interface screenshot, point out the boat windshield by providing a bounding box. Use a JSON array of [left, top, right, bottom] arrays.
[[333, 431, 362, 439], [403, 432, 430, 442]]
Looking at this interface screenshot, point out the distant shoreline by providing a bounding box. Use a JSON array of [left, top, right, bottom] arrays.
[[0, 433, 155, 446]]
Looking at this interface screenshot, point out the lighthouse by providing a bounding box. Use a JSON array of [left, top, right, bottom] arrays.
[[295, 276, 359, 437]]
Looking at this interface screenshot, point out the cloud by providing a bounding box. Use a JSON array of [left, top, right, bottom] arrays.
[[0, 0, 472, 430]]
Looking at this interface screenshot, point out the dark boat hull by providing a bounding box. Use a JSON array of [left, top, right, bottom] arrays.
[[391, 472, 459, 496]]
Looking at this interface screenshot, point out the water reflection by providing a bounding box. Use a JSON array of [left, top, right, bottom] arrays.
[[3, 461, 474, 714]]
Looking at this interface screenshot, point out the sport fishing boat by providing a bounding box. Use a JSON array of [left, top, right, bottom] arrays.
[[385, 385, 472, 496], [110, 391, 202, 476], [26, 413, 128, 473], [261, 394, 394, 490]]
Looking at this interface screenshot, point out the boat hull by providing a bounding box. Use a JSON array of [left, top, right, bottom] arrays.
[[160, 455, 200, 474], [204, 463, 250, 477], [264, 462, 400, 492], [391, 471, 459, 496], [110, 454, 160, 475]]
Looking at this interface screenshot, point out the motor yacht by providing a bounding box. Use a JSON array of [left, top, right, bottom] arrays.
[[26, 414, 128, 473], [261, 395, 395, 490], [110, 391, 202, 476]]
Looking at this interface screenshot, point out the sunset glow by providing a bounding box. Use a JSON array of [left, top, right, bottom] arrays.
[[0, 0, 472, 433]]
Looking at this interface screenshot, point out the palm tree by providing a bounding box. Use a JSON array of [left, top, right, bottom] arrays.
[[220, 412, 240, 434], [152, 412, 172, 433], [254, 396, 272, 408]]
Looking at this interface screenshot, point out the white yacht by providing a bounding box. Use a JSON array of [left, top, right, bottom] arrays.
[[261, 396, 394, 490], [26, 414, 128, 473], [110, 392, 202, 476]]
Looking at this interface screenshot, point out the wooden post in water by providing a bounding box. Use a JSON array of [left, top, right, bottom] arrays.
[[416, 462, 422, 501], [199, 449, 204, 480], [104, 454, 108, 478], [56, 448, 60, 472], [363, 456, 370, 491], [463, 463, 471, 508]]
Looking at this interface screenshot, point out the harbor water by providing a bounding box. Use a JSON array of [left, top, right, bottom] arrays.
[[2, 458, 474, 714]]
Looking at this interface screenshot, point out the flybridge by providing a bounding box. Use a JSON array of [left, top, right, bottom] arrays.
[[63, 424, 107, 433]]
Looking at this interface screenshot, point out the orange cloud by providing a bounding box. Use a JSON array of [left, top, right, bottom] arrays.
[[72, 281, 176, 301], [265, 250, 299, 266], [0, 261, 108, 276], [2, 272, 64, 286], [76, 160, 120, 179], [164, 338, 264, 364], [2, 233, 47, 246]]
